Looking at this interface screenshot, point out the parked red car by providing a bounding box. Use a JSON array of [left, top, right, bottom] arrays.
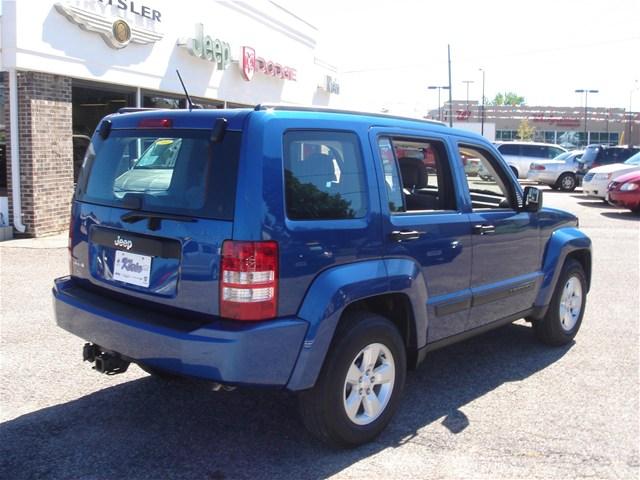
[[607, 170, 640, 213]]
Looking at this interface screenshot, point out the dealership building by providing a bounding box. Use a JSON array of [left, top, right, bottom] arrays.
[[0, 0, 340, 236], [429, 100, 639, 147]]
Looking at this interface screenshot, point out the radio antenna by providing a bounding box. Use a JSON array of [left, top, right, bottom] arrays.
[[176, 69, 200, 110]]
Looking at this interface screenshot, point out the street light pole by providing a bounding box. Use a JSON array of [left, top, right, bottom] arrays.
[[462, 80, 474, 114], [479, 68, 485, 136], [575, 88, 598, 147], [628, 80, 639, 146], [428, 85, 450, 122]]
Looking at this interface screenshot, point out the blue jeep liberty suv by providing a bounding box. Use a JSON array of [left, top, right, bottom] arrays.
[[53, 105, 592, 447]]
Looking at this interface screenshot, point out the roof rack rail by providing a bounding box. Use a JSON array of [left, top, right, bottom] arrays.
[[254, 103, 446, 126], [117, 107, 170, 114]]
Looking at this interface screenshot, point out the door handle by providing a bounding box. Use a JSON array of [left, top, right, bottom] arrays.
[[472, 224, 496, 235], [389, 230, 424, 242]]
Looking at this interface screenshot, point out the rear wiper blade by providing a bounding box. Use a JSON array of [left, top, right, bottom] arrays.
[[121, 211, 196, 231]]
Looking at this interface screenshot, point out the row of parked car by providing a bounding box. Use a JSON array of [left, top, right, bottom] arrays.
[[494, 141, 640, 213]]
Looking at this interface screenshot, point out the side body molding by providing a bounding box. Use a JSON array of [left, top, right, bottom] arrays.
[[535, 227, 592, 310], [286, 258, 428, 391]]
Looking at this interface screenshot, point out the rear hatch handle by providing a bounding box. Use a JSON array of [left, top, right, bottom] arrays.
[[121, 211, 196, 231]]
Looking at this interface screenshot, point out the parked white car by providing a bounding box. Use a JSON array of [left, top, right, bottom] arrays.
[[582, 152, 640, 199], [527, 150, 584, 191], [496, 141, 567, 179]]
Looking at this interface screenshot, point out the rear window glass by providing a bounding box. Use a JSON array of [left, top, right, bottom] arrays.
[[579, 146, 600, 164], [283, 131, 367, 220], [76, 129, 240, 220]]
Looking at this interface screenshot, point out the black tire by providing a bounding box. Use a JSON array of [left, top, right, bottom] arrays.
[[510, 166, 519, 179], [298, 312, 406, 448], [556, 173, 577, 192], [548, 185, 559, 191], [533, 259, 586, 346]]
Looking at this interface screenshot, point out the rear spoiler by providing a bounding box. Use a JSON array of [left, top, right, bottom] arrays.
[[117, 107, 170, 114]]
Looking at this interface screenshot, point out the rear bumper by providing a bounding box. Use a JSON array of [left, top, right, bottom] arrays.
[[527, 171, 558, 184], [582, 180, 607, 198], [53, 277, 308, 387]]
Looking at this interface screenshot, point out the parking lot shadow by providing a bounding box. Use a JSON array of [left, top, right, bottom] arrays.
[[576, 200, 615, 209], [0, 324, 571, 480], [600, 211, 640, 221]]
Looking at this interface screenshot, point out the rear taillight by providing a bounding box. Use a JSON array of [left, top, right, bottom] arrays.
[[220, 240, 278, 321], [530, 164, 545, 170]]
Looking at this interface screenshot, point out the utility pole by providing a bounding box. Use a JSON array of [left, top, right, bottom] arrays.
[[462, 80, 474, 114], [479, 68, 485, 135], [629, 80, 639, 147], [428, 85, 450, 122], [447, 44, 453, 127]]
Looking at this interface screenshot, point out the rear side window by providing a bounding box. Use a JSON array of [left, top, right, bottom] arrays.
[[283, 131, 367, 220], [580, 146, 600, 164], [520, 145, 541, 157], [498, 144, 520, 156], [76, 129, 240, 220]]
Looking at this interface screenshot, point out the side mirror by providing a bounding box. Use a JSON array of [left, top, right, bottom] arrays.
[[522, 186, 543, 212]]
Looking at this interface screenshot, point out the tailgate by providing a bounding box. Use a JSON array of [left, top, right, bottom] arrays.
[[70, 121, 241, 316]]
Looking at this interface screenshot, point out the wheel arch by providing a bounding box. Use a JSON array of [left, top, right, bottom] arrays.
[[286, 258, 428, 391], [534, 227, 592, 313]]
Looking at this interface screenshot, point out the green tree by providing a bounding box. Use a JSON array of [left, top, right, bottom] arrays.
[[489, 92, 526, 106], [516, 119, 536, 141]]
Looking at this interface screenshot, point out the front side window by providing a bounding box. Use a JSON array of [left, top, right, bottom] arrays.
[[459, 144, 515, 210], [283, 131, 367, 220]]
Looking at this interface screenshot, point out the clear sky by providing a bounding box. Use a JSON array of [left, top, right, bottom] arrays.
[[279, 0, 640, 116]]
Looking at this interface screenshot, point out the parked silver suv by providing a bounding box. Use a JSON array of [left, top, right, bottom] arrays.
[[496, 142, 567, 179]]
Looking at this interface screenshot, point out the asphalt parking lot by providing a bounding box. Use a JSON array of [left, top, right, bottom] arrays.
[[1, 187, 638, 480]]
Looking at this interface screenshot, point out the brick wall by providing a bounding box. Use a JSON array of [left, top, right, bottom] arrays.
[[6, 71, 74, 237]]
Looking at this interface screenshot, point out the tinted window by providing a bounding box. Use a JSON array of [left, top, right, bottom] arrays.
[[520, 145, 542, 157], [283, 131, 367, 220], [77, 129, 240, 220], [579, 145, 600, 165], [498, 144, 520, 155]]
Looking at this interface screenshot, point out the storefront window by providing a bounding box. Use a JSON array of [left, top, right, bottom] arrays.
[[143, 91, 247, 110], [496, 130, 517, 141], [143, 93, 186, 109], [557, 131, 581, 149], [72, 81, 136, 182]]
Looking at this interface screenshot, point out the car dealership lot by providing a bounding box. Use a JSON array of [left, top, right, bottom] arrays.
[[1, 188, 638, 480]]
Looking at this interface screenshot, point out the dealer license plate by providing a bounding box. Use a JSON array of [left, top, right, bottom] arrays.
[[113, 250, 152, 288]]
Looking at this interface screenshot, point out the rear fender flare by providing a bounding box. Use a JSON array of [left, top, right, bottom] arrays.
[[286, 258, 428, 391]]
